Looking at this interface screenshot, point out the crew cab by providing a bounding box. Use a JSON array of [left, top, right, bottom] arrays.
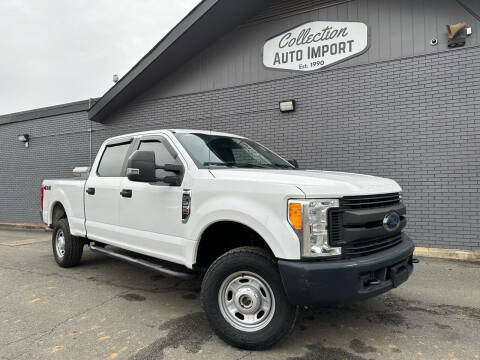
[[41, 129, 415, 349]]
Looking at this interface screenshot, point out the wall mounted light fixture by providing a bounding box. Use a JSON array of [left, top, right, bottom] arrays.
[[18, 134, 30, 148], [279, 100, 296, 113]]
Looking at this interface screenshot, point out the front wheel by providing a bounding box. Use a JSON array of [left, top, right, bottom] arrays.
[[201, 247, 297, 350]]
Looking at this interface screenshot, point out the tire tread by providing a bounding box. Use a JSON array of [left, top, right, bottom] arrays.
[[201, 246, 297, 350], [53, 218, 83, 268]]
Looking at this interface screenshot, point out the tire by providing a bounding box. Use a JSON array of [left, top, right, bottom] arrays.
[[52, 218, 84, 267], [201, 246, 297, 350]]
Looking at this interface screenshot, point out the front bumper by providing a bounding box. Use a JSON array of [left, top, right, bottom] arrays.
[[278, 233, 415, 305]]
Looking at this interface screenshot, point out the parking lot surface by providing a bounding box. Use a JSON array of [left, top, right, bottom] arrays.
[[0, 228, 479, 360]]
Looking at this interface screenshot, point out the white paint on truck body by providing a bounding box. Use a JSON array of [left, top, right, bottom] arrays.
[[42, 129, 402, 269]]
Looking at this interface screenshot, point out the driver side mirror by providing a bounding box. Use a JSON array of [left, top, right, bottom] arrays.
[[127, 150, 156, 182], [126, 150, 183, 185]]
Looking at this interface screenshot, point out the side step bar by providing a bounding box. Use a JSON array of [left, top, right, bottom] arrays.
[[90, 244, 198, 280]]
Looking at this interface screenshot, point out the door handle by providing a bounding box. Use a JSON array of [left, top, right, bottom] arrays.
[[86, 187, 95, 195], [120, 189, 132, 198]]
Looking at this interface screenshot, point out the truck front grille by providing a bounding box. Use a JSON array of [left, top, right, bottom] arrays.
[[340, 193, 400, 209], [328, 192, 405, 258]]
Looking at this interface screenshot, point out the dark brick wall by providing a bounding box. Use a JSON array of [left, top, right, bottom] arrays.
[[0, 112, 90, 223], [90, 45, 480, 250]]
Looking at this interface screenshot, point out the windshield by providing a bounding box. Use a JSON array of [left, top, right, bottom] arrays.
[[174, 133, 294, 169]]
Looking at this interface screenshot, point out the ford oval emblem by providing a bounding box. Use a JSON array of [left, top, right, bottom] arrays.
[[383, 212, 400, 232]]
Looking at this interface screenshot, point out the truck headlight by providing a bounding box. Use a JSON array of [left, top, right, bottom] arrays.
[[288, 199, 341, 257]]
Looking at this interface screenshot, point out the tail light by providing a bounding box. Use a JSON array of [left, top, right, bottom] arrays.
[[40, 186, 44, 210]]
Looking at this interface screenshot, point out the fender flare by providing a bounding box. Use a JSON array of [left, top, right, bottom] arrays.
[[47, 189, 73, 226], [190, 208, 300, 265]]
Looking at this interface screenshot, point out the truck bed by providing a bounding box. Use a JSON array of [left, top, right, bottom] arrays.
[[42, 179, 86, 237]]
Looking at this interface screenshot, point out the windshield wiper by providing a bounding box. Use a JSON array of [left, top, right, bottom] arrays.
[[235, 163, 272, 168], [204, 162, 272, 168], [203, 161, 238, 167], [204, 161, 294, 169]]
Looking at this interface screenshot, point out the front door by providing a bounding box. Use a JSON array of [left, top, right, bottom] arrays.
[[117, 135, 189, 265]]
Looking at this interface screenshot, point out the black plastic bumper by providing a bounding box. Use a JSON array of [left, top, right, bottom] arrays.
[[278, 233, 415, 305]]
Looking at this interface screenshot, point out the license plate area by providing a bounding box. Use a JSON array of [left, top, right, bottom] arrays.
[[359, 256, 413, 290], [389, 258, 412, 287]]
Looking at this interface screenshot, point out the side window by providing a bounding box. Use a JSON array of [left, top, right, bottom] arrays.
[[138, 140, 180, 178], [97, 142, 131, 177]]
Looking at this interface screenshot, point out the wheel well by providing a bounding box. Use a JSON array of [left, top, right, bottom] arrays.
[[195, 221, 273, 269], [51, 202, 67, 225]]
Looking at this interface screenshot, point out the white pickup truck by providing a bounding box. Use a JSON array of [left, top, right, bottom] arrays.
[[41, 129, 415, 349]]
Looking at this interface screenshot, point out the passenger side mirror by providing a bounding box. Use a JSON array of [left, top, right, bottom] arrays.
[[157, 163, 183, 173], [162, 175, 182, 186], [127, 150, 156, 182], [288, 159, 299, 169]]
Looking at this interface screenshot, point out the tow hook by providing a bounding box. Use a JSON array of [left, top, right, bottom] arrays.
[[411, 258, 420, 264]]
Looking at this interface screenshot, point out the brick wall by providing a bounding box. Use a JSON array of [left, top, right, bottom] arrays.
[[1, 46, 478, 250], [91, 45, 480, 250], [0, 112, 90, 223]]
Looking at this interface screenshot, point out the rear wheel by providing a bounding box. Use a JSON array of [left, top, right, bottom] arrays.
[[52, 218, 83, 267], [201, 247, 297, 350]]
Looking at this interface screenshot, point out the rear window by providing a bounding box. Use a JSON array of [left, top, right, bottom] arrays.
[[97, 142, 130, 177]]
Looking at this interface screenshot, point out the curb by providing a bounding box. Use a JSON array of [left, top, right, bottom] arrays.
[[414, 247, 480, 263], [0, 223, 51, 232]]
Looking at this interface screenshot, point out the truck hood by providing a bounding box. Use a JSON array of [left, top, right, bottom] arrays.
[[209, 169, 401, 197]]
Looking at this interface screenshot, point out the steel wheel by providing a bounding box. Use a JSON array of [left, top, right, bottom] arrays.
[[55, 230, 66, 258], [218, 271, 275, 332]]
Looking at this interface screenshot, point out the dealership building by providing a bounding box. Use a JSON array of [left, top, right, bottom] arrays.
[[0, 0, 479, 251]]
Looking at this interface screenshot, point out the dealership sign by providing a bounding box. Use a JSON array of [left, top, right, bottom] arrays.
[[263, 21, 369, 72]]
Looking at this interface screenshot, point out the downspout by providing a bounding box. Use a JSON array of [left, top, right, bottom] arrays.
[[88, 98, 93, 166], [85, 98, 95, 237]]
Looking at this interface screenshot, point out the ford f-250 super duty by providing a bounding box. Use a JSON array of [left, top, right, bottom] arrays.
[[41, 129, 415, 350]]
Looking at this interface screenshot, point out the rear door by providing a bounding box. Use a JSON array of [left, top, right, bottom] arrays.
[[84, 138, 134, 244], [116, 134, 189, 264]]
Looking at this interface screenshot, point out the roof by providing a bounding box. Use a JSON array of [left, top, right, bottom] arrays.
[[105, 129, 245, 142], [170, 129, 244, 138], [0, 99, 93, 126], [88, 0, 275, 123]]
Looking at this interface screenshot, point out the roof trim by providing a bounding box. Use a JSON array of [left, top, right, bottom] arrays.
[[88, 0, 218, 122], [0, 99, 93, 126], [88, 0, 274, 122]]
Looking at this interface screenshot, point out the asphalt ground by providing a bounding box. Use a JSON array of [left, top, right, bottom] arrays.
[[0, 228, 479, 360]]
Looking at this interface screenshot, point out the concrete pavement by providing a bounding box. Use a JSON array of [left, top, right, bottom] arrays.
[[0, 228, 479, 360]]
